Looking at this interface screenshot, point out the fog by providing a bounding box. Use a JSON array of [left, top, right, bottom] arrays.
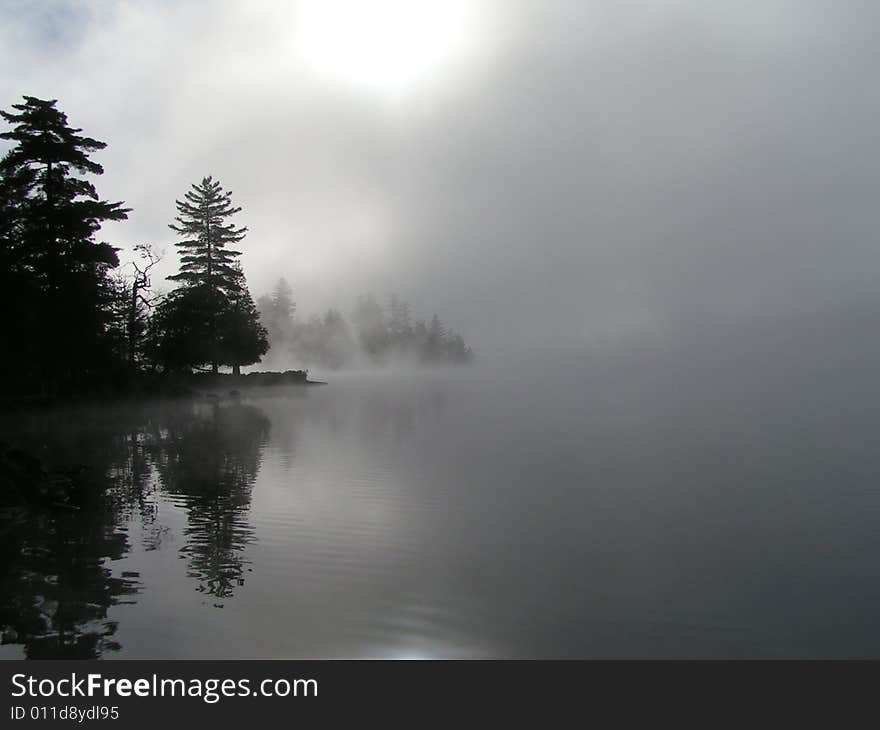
[[8, 0, 880, 661], [3, 0, 878, 359]]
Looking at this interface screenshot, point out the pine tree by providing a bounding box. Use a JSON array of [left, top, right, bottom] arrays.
[[156, 178, 267, 374], [0, 97, 128, 290], [167, 176, 247, 373], [168, 176, 246, 294], [387, 293, 412, 344], [425, 314, 447, 361], [272, 277, 295, 319], [0, 96, 129, 390]]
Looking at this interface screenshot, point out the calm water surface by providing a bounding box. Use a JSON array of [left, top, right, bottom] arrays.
[[2, 343, 879, 658]]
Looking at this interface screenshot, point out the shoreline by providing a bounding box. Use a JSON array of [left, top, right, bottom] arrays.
[[0, 370, 326, 409]]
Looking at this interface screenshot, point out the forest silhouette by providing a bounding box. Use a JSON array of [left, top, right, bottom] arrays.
[[0, 95, 472, 398], [258, 285, 473, 370], [0, 397, 271, 656]]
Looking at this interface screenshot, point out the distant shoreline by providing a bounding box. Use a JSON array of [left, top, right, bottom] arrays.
[[0, 370, 326, 409]]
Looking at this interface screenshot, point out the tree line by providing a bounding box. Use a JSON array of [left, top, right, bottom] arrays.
[[258, 283, 474, 370], [0, 95, 260, 394], [0, 95, 470, 395]]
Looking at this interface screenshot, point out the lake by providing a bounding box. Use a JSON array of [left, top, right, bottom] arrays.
[[2, 328, 880, 658]]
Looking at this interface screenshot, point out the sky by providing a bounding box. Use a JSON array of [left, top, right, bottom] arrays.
[[1, 0, 879, 354]]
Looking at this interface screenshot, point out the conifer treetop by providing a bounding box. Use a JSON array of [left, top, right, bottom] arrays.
[[168, 175, 247, 291], [0, 96, 106, 176]]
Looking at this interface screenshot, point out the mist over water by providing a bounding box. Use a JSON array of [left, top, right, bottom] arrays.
[[2, 0, 880, 660], [3, 309, 879, 658]]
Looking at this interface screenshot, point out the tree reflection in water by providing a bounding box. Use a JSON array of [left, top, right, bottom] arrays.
[[0, 460, 140, 659], [147, 401, 269, 604], [0, 397, 270, 656]]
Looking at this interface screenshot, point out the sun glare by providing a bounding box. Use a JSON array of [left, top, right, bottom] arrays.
[[295, 0, 474, 98]]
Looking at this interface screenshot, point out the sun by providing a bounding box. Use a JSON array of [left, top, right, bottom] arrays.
[[294, 0, 474, 98]]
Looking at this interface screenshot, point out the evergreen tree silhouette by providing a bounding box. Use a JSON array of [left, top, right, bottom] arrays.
[[168, 176, 246, 373], [425, 314, 447, 361], [0, 96, 129, 391], [388, 293, 412, 345], [156, 176, 266, 373]]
